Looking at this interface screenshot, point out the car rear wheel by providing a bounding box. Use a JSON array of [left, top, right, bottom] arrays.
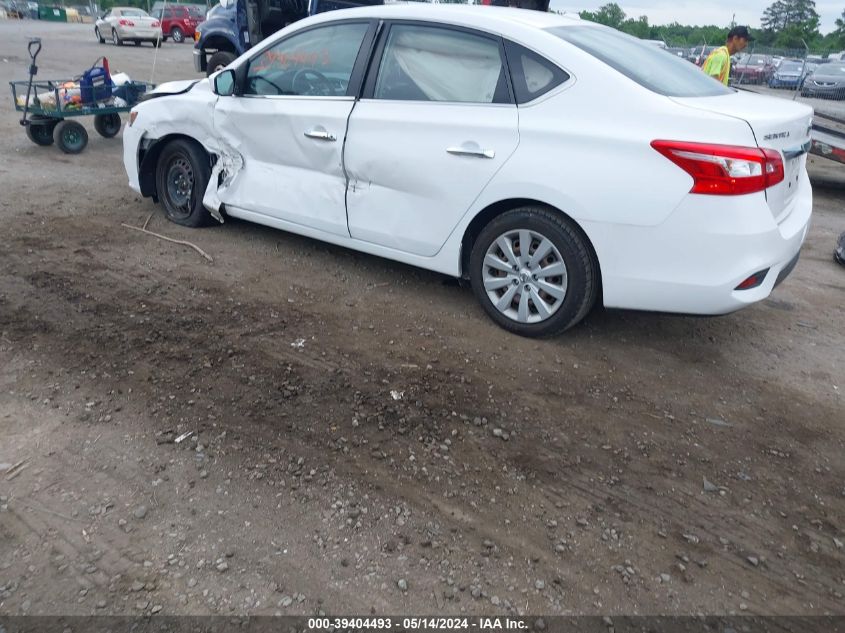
[[112, 29, 123, 46], [469, 206, 599, 337], [170, 26, 184, 43], [206, 51, 236, 77], [155, 139, 212, 228]]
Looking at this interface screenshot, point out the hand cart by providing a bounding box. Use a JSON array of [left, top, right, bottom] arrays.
[[10, 38, 155, 154]]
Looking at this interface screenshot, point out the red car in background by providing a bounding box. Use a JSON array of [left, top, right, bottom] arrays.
[[153, 5, 204, 43], [732, 54, 776, 84]]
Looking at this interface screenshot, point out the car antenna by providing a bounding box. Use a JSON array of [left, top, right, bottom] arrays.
[[150, 0, 168, 84]]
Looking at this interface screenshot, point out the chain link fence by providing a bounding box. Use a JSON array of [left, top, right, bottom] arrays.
[[650, 36, 845, 116]]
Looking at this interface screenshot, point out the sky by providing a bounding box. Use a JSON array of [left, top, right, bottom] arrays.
[[550, 0, 844, 35]]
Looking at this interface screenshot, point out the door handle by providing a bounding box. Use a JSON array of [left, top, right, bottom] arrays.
[[447, 146, 495, 159], [304, 128, 336, 142]]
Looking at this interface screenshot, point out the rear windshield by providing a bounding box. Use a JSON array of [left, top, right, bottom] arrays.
[[549, 25, 732, 97], [121, 8, 148, 16], [779, 61, 803, 71], [748, 55, 769, 65]]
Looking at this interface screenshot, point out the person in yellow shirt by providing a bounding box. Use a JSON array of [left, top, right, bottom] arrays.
[[701, 26, 753, 85]]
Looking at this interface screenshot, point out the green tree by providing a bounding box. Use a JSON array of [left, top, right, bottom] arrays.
[[619, 15, 652, 39], [759, 0, 820, 48], [579, 2, 626, 29], [834, 9, 845, 48]]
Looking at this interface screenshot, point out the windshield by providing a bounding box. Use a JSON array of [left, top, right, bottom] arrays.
[[779, 61, 803, 72], [748, 55, 769, 65], [550, 25, 732, 97]]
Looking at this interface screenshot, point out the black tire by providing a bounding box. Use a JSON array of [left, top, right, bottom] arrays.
[[206, 51, 236, 77], [152, 38, 162, 47], [469, 206, 599, 337], [25, 117, 58, 146], [134, 40, 142, 46], [155, 139, 212, 227], [112, 29, 123, 46], [170, 26, 184, 43], [53, 120, 88, 154], [95, 26, 105, 43], [93, 113, 122, 138]]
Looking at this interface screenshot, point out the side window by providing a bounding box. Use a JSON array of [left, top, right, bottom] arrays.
[[373, 25, 509, 104], [504, 41, 569, 104], [245, 22, 369, 97]]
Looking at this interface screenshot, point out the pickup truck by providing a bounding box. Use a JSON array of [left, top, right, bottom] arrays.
[[193, 0, 549, 75]]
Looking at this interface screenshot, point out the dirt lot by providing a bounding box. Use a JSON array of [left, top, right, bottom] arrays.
[[1, 22, 844, 618]]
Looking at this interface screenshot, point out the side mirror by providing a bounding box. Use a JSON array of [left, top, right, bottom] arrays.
[[213, 68, 236, 96]]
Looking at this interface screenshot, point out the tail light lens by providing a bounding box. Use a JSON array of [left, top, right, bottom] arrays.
[[118, 19, 134, 26], [151, 20, 160, 27], [651, 140, 785, 196]]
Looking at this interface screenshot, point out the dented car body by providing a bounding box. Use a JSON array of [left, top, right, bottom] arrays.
[[124, 5, 813, 337]]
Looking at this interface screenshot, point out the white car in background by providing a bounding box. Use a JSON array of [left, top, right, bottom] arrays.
[[123, 5, 813, 337], [95, 7, 162, 47]]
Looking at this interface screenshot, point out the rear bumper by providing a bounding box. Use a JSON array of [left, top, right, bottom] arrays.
[[116, 27, 162, 40], [592, 171, 812, 315]]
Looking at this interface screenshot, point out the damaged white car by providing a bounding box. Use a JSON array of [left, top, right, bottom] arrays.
[[123, 4, 813, 337]]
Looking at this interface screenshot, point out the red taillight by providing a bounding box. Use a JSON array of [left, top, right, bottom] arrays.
[[651, 140, 785, 196], [118, 18, 134, 26], [151, 20, 160, 27]]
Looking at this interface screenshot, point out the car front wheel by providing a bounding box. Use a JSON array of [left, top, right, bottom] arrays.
[[155, 139, 212, 227], [469, 207, 599, 337]]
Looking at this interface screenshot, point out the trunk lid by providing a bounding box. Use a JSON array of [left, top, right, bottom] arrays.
[[671, 90, 813, 222]]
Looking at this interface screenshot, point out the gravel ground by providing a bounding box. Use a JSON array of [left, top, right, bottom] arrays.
[[0, 21, 844, 618]]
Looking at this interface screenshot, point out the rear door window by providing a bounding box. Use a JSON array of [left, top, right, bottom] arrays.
[[372, 24, 510, 104]]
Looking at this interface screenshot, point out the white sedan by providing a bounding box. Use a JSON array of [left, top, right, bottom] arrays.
[[123, 5, 813, 337], [95, 7, 162, 46]]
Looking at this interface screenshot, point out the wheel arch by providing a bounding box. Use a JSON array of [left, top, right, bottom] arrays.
[[459, 198, 603, 301], [138, 133, 215, 199], [202, 33, 238, 55]]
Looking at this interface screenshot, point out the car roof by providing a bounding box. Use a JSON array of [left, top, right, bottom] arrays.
[[307, 4, 586, 32]]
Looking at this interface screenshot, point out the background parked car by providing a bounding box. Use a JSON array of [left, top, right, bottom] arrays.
[[801, 61, 845, 99], [733, 54, 775, 84], [689, 45, 718, 65], [95, 7, 162, 46], [1, 0, 28, 17], [152, 5, 203, 43], [768, 59, 809, 89]]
